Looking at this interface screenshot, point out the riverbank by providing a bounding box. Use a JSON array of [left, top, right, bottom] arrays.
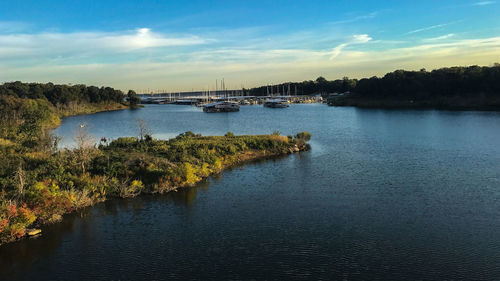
[[57, 101, 129, 118], [48, 101, 128, 129], [327, 96, 500, 111], [0, 130, 310, 246]]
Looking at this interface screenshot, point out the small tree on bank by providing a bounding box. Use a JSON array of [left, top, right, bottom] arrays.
[[136, 118, 151, 141], [127, 90, 141, 108], [73, 123, 96, 174]]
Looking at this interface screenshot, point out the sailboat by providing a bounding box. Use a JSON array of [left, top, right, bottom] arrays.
[[203, 101, 240, 112], [264, 99, 289, 108]]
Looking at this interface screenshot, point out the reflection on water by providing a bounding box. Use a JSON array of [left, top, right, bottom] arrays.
[[0, 208, 84, 277], [166, 178, 210, 207], [0, 155, 289, 278], [2, 104, 500, 280], [0, 183, 206, 280]]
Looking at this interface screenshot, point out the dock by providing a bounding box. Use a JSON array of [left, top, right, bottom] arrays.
[[138, 91, 322, 106]]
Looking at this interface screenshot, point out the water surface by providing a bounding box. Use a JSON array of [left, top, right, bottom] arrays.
[[2, 104, 500, 280]]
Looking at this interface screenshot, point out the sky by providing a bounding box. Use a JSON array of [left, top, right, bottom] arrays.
[[1, 0, 499, 92]]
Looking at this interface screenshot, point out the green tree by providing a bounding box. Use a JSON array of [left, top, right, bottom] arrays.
[[127, 90, 140, 108]]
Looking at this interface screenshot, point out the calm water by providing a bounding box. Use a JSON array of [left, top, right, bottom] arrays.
[[2, 104, 500, 280]]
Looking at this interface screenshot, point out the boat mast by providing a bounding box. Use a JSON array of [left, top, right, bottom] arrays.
[[223, 78, 226, 99]]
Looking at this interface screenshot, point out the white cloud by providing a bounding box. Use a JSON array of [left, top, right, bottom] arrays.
[[330, 34, 372, 60], [328, 11, 379, 25], [1, 23, 499, 91], [406, 21, 459, 35], [472, 1, 496, 6], [423, 34, 455, 42], [330, 44, 348, 60], [106, 28, 208, 50], [4, 35, 499, 91], [0, 27, 208, 60], [352, 34, 372, 43]]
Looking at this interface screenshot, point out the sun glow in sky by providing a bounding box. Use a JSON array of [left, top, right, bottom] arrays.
[[1, 0, 499, 92]]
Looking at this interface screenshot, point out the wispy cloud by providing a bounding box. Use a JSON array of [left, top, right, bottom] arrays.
[[330, 34, 372, 60], [406, 21, 460, 35], [4, 36, 499, 91], [328, 11, 379, 25], [1, 22, 499, 91], [0, 28, 209, 60], [352, 34, 372, 43], [423, 34, 455, 42], [472, 1, 496, 6]]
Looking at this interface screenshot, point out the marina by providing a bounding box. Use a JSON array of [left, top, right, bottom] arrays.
[[139, 93, 321, 106], [138, 82, 322, 106]]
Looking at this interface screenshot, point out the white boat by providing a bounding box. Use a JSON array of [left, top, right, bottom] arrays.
[[203, 101, 240, 113], [264, 99, 289, 108]]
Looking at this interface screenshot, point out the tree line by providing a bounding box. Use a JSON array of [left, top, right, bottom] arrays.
[[352, 65, 500, 99], [0, 81, 125, 105], [249, 64, 500, 109], [329, 65, 500, 109], [249, 76, 357, 96], [0, 82, 131, 149]]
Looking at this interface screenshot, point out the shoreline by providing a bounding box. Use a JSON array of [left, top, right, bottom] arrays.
[[1, 149, 302, 249], [328, 103, 500, 112], [327, 96, 500, 112], [58, 102, 129, 117]]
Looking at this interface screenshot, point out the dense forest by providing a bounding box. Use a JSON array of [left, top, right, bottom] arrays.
[[0, 82, 129, 149], [330, 65, 500, 109], [250, 64, 500, 110], [0, 82, 125, 105]]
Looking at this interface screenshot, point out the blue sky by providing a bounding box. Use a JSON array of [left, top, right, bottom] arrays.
[[1, 0, 499, 91]]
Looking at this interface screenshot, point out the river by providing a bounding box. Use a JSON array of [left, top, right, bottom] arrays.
[[2, 104, 500, 280]]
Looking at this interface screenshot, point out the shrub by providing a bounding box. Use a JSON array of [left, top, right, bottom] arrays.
[[0, 202, 37, 243], [25, 182, 73, 223], [295, 131, 312, 141], [119, 179, 144, 198], [183, 163, 200, 185]]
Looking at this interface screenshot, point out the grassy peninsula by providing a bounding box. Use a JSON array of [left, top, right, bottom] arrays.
[[0, 82, 311, 245]]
